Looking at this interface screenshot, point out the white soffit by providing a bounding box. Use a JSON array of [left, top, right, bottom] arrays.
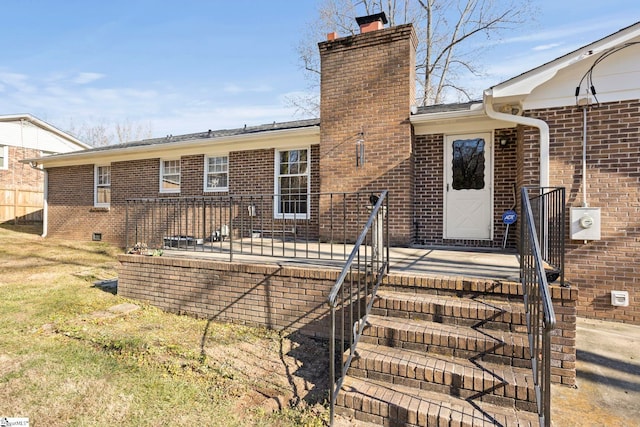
[[33, 125, 320, 168], [491, 22, 640, 102], [411, 106, 516, 135]]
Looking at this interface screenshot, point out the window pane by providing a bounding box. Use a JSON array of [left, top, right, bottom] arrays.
[[206, 156, 228, 190], [207, 173, 227, 189], [97, 166, 111, 185], [452, 138, 485, 190], [280, 160, 289, 175], [97, 187, 111, 204], [276, 149, 309, 216], [289, 150, 299, 165], [161, 160, 180, 191], [0, 146, 6, 168]]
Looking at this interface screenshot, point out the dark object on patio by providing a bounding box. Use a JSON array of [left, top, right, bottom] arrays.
[[545, 268, 560, 283], [369, 193, 379, 206], [164, 236, 197, 248]]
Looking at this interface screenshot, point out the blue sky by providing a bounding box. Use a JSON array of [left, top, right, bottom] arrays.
[[0, 1, 638, 140]]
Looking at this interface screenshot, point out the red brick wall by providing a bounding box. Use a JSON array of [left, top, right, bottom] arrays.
[[118, 254, 576, 386], [117, 254, 336, 337], [46, 145, 321, 246], [522, 100, 640, 324], [0, 146, 44, 190], [319, 25, 417, 245], [413, 128, 518, 248]]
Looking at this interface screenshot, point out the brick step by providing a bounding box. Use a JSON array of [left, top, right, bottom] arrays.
[[383, 273, 524, 300], [348, 342, 536, 411], [372, 290, 527, 332], [336, 376, 539, 427], [361, 315, 531, 368]]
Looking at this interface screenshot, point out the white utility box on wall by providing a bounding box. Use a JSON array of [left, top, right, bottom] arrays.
[[611, 290, 629, 307], [571, 207, 601, 240]]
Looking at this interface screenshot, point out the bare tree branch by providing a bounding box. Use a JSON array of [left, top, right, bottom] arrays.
[[289, 0, 534, 112]]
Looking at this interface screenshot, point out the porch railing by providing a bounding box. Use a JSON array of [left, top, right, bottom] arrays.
[[524, 187, 566, 286], [124, 191, 382, 262], [327, 190, 389, 427], [520, 187, 564, 427]]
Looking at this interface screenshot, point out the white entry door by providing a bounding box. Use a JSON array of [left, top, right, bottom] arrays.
[[444, 133, 493, 240]]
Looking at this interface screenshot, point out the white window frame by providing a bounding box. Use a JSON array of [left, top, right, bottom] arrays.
[[0, 145, 8, 170], [203, 155, 229, 192], [94, 164, 111, 208], [274, 147, 310, 220], [160, 158, 181, 193]]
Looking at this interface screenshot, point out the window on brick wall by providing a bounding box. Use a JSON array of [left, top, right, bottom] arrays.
[[0, 145, 7, 170], [160, 159, 180, 193], [94, 165, 111, 207], [274, 148, 310, 219], [204, 155, 228, 192]]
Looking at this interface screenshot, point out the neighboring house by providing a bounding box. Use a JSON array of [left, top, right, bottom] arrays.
[[0, 114, 89, 222], [32, 19, 640, 325]]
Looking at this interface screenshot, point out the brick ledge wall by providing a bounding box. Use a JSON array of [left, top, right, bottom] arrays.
[[117, 254, 339, 338], [118, 254, 576, 386]]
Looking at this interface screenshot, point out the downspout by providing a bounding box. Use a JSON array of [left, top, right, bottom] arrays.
[[42, 169, 48, 238], [27, 161, 47, 237], [483, 90, 550, 187]]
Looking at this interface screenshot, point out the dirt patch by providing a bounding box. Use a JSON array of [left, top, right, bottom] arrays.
[[0, 354, 22, 377], [203, 331, 331, 413]]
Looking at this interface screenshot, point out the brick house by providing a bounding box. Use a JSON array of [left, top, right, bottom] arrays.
[[0, 114, 88, 222], [32, 18, 639, 325]]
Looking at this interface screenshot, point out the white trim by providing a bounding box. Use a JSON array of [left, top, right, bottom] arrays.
[[0, 145, 7, 170], [42, 169, 48, 238], [411, 109, 517, 135], [159, 158, 181, 193], [94, 164, 111, 208], [203, 154, 229, 193], [273, 147, 311, 220], [490, 22, 640, 100], [33, 125, 319, 168], [0, 113, 90, 149]]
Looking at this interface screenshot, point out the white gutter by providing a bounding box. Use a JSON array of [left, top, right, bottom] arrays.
[[30, 124, 320, 169], [483, 90, 550, 187]]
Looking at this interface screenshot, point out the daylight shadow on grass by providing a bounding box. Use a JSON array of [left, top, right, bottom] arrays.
[[0, 222, 43, 235], [92, 279, 118, 295]]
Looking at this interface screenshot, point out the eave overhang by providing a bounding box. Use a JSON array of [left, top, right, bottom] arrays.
[[489, 21, 640, 104], [410, 103, 517, 134], [0, 113, 91, 150], [28, 125, 320, 168]]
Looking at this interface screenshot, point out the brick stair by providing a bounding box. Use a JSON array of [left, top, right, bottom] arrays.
[[335, 276, 540, 426]]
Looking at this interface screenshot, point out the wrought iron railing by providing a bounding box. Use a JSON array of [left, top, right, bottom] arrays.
[[125, 191, 382, 261], [327, 190, 389, 427], [524, 187, 566, 286], [520, 187, 564, 427]]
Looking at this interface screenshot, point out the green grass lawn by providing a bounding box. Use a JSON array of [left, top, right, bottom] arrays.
[[0, 224, 328, 426]]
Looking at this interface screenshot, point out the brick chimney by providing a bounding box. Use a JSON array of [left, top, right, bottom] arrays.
[[355, 12, 388, 33], [318, 17, 417, 245]]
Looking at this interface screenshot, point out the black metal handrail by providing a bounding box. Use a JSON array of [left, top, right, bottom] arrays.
[[520, 187, 563, 427], [327, 190, 389, 427], [525, 187, 566, 286], [124, 191, 380, 262]]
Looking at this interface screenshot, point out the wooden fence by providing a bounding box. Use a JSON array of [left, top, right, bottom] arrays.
[[0, 188, 43, 223]]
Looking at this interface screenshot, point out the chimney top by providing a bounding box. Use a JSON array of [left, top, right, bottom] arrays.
[[355, 12, 388, 33]]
